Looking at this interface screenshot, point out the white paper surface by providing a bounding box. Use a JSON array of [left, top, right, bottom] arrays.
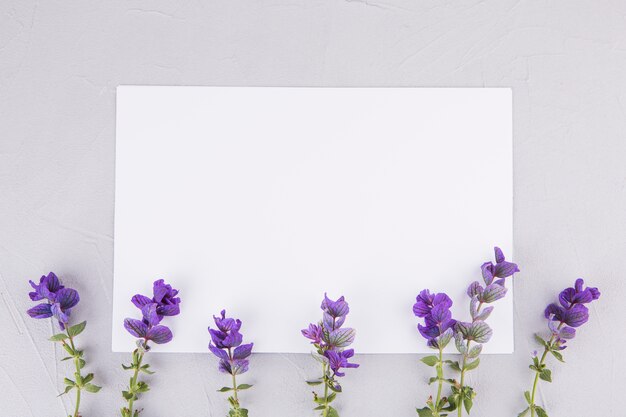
[[113, 86, 513, 354]]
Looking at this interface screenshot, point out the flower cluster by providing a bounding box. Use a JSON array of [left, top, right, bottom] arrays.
[[415, 247, 519, 417], [124, 279, 181, 347], [414, 290, 456, 349], [209, 310, 254, 416], [521, 279, 600, 417], [121, 279, 181, 417], [27, 271, 79, 330], [26, 272, 100, 417], [303, 294, 359, 417]]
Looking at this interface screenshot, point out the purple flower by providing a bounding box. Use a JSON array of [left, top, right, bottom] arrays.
[[544, 278, 600, 348], [414, 290, 456, 349], [324, 349, 359, 377], [303, 293, 358, 376], [208, 310, 253, 376], [27, 272, 79, 330], [131, 278, 181, 319], [28, 272, 64, 301], [124, 279, 179, 347], [480, 247, 519, 285]]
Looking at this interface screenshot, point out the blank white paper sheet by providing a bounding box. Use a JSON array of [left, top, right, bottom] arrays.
[[113, 86, 513, 354]]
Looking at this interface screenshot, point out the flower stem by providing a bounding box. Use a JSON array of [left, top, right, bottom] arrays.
[[228, 347, 239, 408], [435, 347, 444, 412], [127, 351, 144, 416], [457, 301, 483, 417], [529, 331, 558, 417], [66, 329, 82, 417]]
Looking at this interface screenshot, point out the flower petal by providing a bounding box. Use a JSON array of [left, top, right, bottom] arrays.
[[131, 294, 153, 309], [209, 343, 229, 360], [27, 303, 53, 319], [124, 318, 148, 338], [56, 288, 80, 309], [146, 325, 173, 344], [233, 343, 253, 360]]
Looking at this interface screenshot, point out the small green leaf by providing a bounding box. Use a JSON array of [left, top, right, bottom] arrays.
[[327, 406, 340, 417], [306, 380, 323, 386], [63, 378, 75, 386], [534, 334, 547, 347], [464, 358, 480, 371], [417, 407, 435, 417], [50, 333, 68, 342], [84, 383, 101, 393], [463, 397, 473, 414], [218, 387, 233, 392], [524, 391, 531, 404], [550, 350, 564, 363], [535, 406, 549, 417], [237, 384, 253, 390], [58, 385, 74, 396], [448, 361, 462, 372], [421, 355, 439, 367], [68, 321, 87, 337], [539, 369, 552, 382], [518, 407, 530, 417]]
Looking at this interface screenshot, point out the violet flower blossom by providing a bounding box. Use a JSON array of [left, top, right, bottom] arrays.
[[208, 310, 254, 416], [414, 290, 457, 416], [26, 272, 100, 417], [303, 294, 359, 417], [521, 279, 600, 417], [121, 279, 181, 417]]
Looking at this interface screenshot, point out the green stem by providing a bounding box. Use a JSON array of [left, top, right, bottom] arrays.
[[228, 347, 239, 408], [435, 347, 444, 413], [66, 329, 82, 417], [127, 351, 144, 416], [529, 327, 561, 417], [457, 302, 483, 417], [323, 362, 329, 417]]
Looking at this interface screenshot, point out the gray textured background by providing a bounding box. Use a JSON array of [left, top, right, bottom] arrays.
[[0, 1, 623, 416]]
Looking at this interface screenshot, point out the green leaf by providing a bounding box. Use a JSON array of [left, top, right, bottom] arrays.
[[78, 359, 86, 369], [447, 361, 462, 372], [49, 333, 68, 342], [535, 406, 549, 417], [518, 407, 530, 417], [58, 385, 74, 396], [421, 355, 439, 367], [524, 391, 531, 404], [534, 334, 547, 347], [68, 321, 87, 337], [237, 384, 253, 390], [327, 406, 340, 417], [218, 386, 234, 392], [539, 369, 552, 382], [82, 373, 94, 384], [463, 397, 473, 414], [550, 350, 564, 363], [63, 378, 75, 386], [417, 407, 435, 417], [84, 383, 101, 393], [464, 358, 480, 371], [306, 380, 323, 386]]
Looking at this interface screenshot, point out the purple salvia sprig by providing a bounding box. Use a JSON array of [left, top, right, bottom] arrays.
[[414, 290, 457, 417], [520, 279, 600, 417], [121, 279, 181, 417], [451, 247, 518, 417], [208, 310, 254, 416], [302, 294, 359, 417], [26, 272, 101, 417]]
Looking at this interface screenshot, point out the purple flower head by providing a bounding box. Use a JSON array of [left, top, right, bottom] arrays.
[[544, 278, 600, 348], [208, 310, 253, 376], [324, 348, 359, 377], [481, 247, 519, 285], [321, 294, 349, 319], [131, 279, 181, 320], [27, 273, 79, 330], [124, 279, 180, 347], [302, 323, 323, 344], [414, 289, 456, 349], [29, 272, 64, 301]]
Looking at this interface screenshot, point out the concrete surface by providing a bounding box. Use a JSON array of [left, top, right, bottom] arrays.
[[0, 1, 623, 416]]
